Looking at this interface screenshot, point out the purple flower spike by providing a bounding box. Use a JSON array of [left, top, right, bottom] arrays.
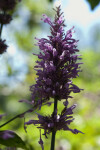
[[25, 103, 83, 138], [26, 6, 83, 148], [30, 6, 82, 107], [41, 14, 52, 26]]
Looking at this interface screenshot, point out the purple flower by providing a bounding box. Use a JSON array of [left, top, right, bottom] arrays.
[[38, 129, 44, 150], [0, 14, 12, 25], [30, 6, 83, 107], [0, 0, 21, 11], [25, 103, 83, 139], [0, 114, 6, 120], [26, 6, 83, 149], [0, 39, 8, 54], [0, 130, 14, 140]]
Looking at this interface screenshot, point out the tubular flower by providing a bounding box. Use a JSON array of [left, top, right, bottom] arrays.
[[25, 103, 83, 139], [30, 6, 83, 107]]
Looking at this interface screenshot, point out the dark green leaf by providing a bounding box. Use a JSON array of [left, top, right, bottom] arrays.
[[0, 130, 26, 149], [86, 0, 100, 10], [49, 0, 53, 2]]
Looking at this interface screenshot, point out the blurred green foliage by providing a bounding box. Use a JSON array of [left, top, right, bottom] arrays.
[[0, 0, 100, 150]]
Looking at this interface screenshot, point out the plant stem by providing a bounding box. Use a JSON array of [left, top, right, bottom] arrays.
[[0, 103, 38, 128], [0, 98, 49, 128], [50, 98, 58, 150], [0, 24, 3, 39], [0, 11, 6, 39]]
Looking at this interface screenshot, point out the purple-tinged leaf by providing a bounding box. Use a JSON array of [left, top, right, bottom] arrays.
[[0, 130, 26, 149]]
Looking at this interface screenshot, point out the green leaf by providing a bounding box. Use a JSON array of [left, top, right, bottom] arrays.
[[0, 130, 26, 149], [49, 0, 53, 2], [87, 0, 100, 10]]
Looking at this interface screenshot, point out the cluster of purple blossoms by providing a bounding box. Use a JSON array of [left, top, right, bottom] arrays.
[[25, 6, 83, 149], [30, 6, 83, 107], [0, 0, 21, 55], [25, 104, 83, 138]]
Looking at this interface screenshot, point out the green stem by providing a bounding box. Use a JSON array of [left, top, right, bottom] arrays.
[[0, 103, 38, 128], [0, 98, 49, 128], [50, 98, 58, 150]]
